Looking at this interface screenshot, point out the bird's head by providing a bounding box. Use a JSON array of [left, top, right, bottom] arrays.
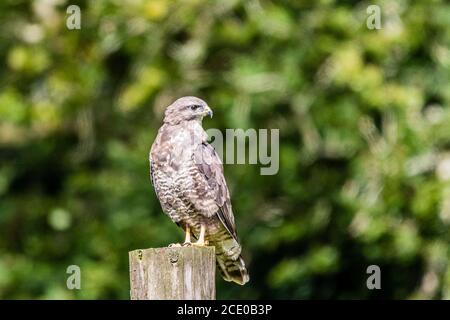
[[163, 96, 213, 125]]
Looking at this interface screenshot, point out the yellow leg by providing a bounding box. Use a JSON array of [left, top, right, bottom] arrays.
[[182, 225, 191, 246], [193, 224, 209, 246], [169, 225, 191, 248]]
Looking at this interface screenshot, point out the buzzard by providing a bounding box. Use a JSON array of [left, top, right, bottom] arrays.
[[149, 96, 249, 285]]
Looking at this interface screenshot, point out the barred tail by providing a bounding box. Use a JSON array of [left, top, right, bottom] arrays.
[[219, 255, 249, 285], [214, 237, 249, 285]]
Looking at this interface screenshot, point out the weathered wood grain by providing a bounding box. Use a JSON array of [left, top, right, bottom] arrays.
[[129, 246, 216, 300]]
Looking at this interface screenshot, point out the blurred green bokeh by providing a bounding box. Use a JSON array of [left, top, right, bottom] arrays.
[[0, 0, 449, 299]]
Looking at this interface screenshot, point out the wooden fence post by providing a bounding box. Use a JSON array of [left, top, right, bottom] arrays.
[[129, 246, 216, 300]]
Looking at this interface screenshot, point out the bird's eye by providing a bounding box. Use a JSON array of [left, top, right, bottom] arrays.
[[190, 105, 202, 110]]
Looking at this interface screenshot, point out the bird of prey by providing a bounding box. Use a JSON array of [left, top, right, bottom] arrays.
[[149, 96, 249, 285]]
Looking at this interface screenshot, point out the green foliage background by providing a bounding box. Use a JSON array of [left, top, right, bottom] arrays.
[[0, 0, 449, 299]]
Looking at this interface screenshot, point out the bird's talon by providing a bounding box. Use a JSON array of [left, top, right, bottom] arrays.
[[168, 243, 182, 248], [182, 242, 192, 247]]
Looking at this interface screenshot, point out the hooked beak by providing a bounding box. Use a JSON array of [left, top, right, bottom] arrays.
[[204, 106, 213, 118]]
